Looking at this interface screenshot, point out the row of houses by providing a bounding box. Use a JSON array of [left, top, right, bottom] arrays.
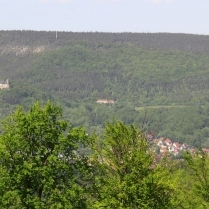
[[147, 134, 209, 156]]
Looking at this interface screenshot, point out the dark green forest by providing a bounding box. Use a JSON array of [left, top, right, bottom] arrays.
[[1, 31, 209, 146]]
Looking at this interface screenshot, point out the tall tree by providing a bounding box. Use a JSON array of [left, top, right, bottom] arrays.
[[183, 149, 209, 208], [91, 121, 174, 209], [0, 101, 92, 209]]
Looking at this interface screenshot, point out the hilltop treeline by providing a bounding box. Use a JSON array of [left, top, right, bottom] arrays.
[[1, 30, 209, 53], [1, 31, 209, 146]]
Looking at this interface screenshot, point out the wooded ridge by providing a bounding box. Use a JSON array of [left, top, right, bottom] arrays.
[[1, 31, 209, 147]]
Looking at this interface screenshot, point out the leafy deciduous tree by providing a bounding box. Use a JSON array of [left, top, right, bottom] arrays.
[[91, 121, 174, 209], [0, 101, 92, 209]]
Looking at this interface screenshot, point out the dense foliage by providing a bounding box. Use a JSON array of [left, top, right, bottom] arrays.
[[0, 102, 92, 208], [90, 121, 173, 209], [1, 102, 209, 208]]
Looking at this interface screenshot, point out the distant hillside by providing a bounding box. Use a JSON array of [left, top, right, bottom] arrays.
[[1, 30, 209, 147]]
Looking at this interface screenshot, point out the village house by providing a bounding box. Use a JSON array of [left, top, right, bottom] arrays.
[[180, 143, 189, 151], [96, 99, 115, 104], [202, 148, 209, 154], [157, 137, 164, 146], [164, 138, 172, 147], [160, 145, 168, 154], [0, 79, 9, 89], [146, 134, 154, 140], [173, 142, 180, 150]]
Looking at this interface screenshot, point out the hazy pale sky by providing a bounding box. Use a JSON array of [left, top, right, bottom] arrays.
[[1, 0, 209, 34]]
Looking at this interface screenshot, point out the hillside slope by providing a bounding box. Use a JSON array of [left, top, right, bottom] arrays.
[[1, 31, 209, 147]]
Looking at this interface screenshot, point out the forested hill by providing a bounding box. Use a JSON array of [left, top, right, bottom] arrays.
[[1, 30, 209, 147]]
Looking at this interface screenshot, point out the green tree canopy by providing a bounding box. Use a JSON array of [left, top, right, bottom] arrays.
[[0, 101, 92, 209], [91, 121, 174, 209], [182, 149, 209, 208]]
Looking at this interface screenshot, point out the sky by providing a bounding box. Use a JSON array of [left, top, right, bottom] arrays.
[[1, 0, 209, 35]]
